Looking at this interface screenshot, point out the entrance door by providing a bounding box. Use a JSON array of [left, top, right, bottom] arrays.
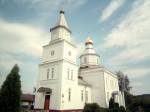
[[44, 95, 50, 110]]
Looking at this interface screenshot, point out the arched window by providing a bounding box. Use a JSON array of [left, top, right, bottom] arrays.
[[51, 68, 54, 79], [106, 78, 108, 88], [107, 92, 109, 101], [67, 68, 70, 79], [68, 88, 71, 101], [85, 91, 88, 102], [47, 68, 50, 79], [84, 57, 87, 63], [51, 50, 54, 56], [81, 90, 84, 101], [71, 70, 73, 80], [68, 51, 71, 56]]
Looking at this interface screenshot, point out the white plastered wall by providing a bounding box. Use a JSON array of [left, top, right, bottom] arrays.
[[42, 42, 63, 63], [51, 28, 71, 42], [34, 61, 63, 110], [80, 68, 106, 107], [103, 70, 123, 107]]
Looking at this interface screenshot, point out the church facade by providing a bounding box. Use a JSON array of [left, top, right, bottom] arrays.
[[34, 11, 125, 111]]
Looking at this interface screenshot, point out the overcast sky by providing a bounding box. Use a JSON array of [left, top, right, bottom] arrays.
[[0, 0, 150, 95]]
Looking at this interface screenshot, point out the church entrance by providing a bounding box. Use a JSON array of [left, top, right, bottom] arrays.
[[44, 95, 50, 110], [37, 87, 52, 110]]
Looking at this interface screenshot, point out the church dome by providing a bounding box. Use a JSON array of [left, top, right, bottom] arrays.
[[85, 37, 93, 45]]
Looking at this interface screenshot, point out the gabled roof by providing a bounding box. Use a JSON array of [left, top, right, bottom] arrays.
[[37, 87, 52, 93]]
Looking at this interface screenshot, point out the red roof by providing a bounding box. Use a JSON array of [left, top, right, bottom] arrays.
[[21, 94, 35, 102]]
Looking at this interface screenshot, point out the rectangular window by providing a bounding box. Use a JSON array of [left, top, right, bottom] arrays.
[[47, 68, 50, 79], [51, 68, 54, 79], [81, 90, 84, 101], [68, 88, 71, 101]]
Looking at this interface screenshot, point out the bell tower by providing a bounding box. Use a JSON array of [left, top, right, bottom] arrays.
[[35, 10, 78, 110], [50, 10, 71, 42]]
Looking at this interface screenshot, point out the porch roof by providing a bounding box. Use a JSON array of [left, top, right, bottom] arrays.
[[37, 87, 52, 93]]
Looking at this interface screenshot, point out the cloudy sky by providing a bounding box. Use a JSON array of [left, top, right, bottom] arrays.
[[0, 0, 150, 95]]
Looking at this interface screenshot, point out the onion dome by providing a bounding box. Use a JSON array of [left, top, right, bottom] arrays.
[[80, 36, 100, 67], [85, 37, 93, 45]]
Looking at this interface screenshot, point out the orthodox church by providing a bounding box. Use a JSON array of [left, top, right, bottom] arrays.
[[34, 10, 125, 111]]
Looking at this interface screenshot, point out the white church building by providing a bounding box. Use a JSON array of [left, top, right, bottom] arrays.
[[34, 10, 125, 112]]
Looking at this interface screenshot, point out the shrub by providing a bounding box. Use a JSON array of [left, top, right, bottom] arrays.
[[83, 103, 101, 112], [119, 106, 126, 112], [83, 103, 109, 112], [114, 103, 119, 109]]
